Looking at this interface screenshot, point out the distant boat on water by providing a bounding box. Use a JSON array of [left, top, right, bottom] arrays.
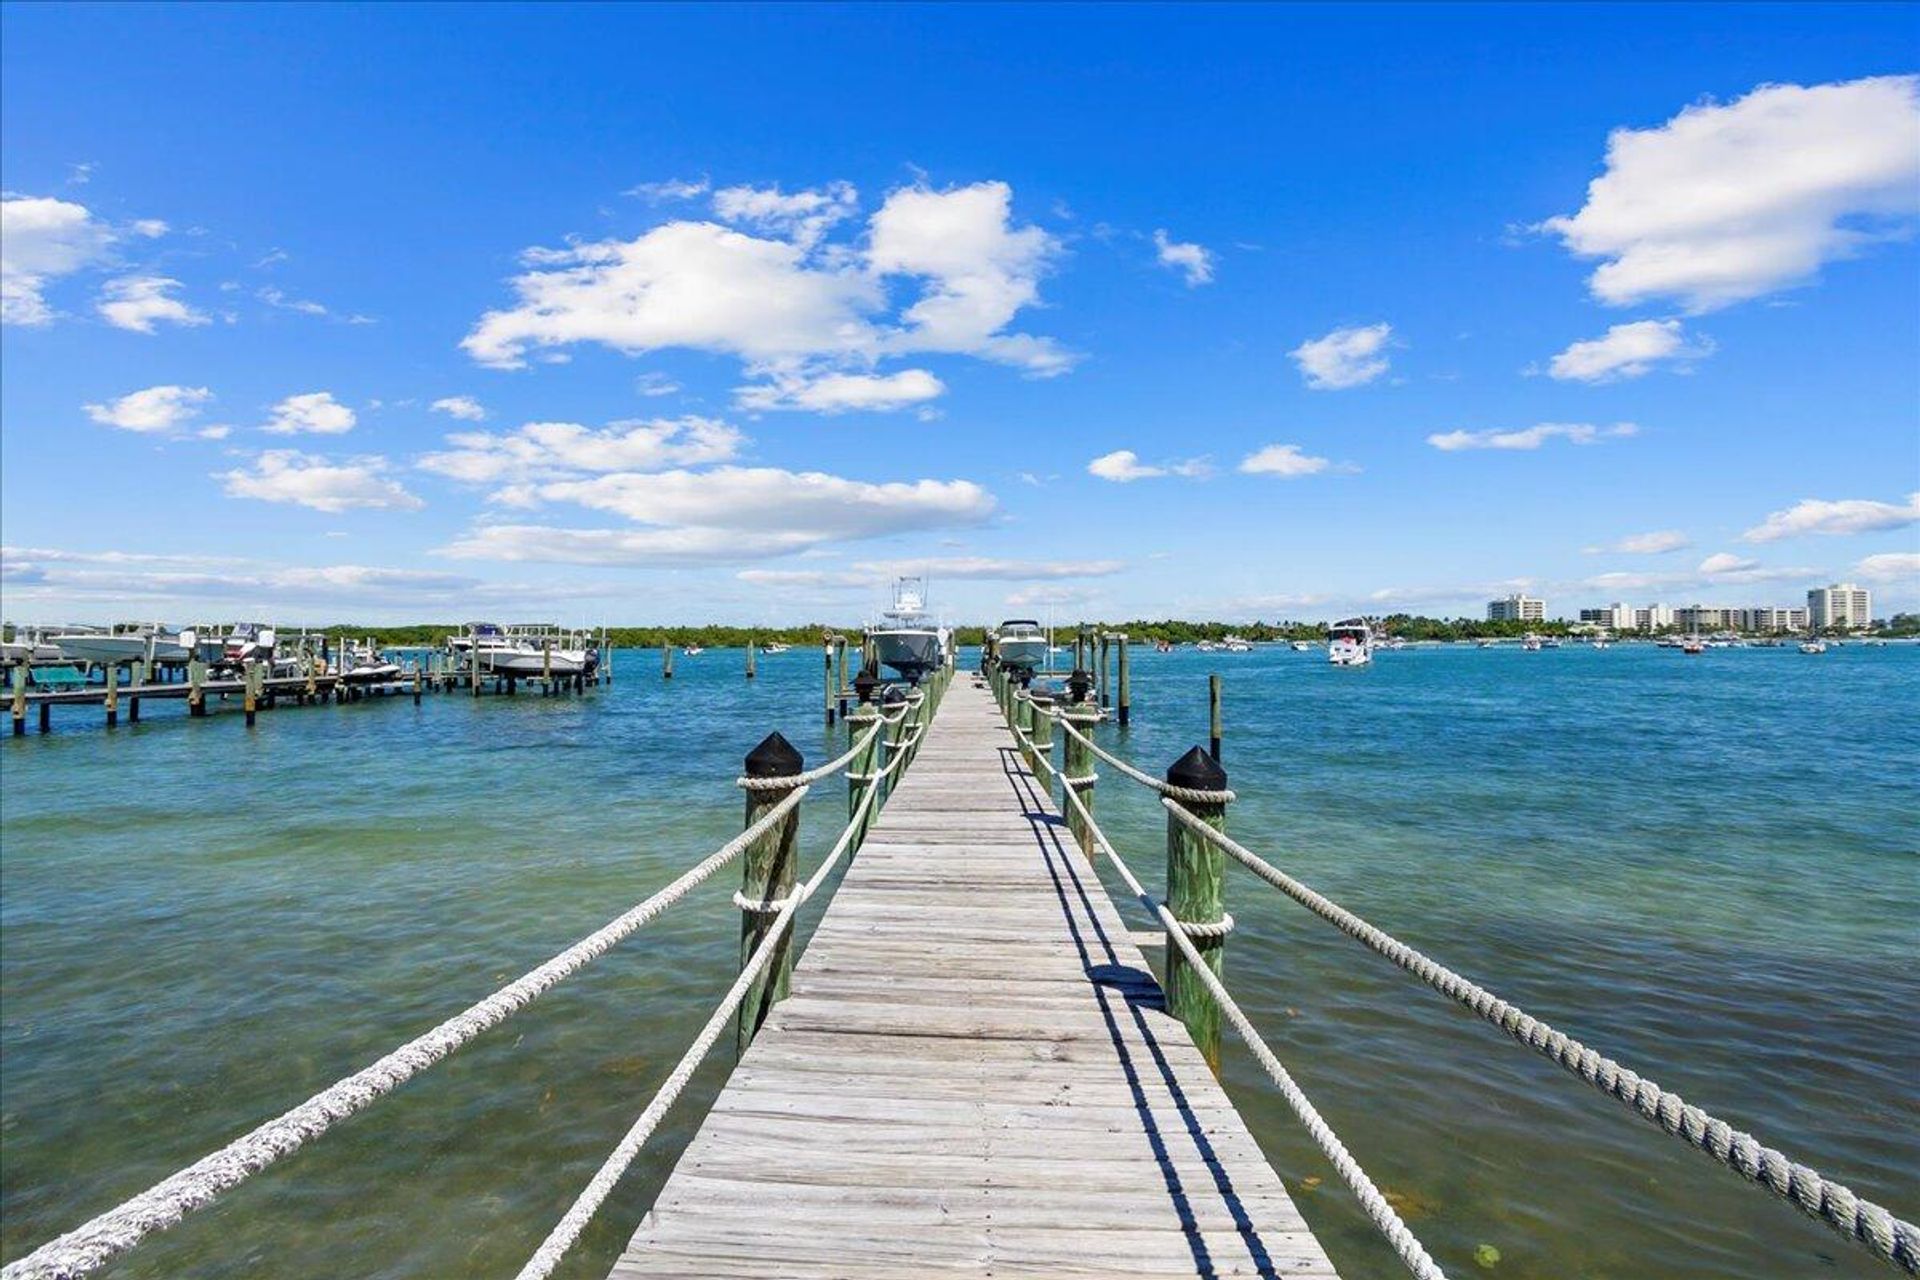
[[1328, 618, 1372, 667]]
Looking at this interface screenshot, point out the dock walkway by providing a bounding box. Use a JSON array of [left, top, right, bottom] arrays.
[[611, 676, 1337, 1279]]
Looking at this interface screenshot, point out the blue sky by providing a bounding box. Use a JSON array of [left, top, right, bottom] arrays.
[[2, 3, 1916, 625]]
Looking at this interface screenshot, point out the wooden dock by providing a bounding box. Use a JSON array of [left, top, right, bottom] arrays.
[[610, 675, 1337, 1278]]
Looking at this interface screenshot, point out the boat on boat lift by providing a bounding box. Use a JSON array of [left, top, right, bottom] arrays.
[[870, 578, 944, 684], [992, 619, 1049, 671]]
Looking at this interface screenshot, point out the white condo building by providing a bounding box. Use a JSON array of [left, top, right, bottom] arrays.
[[1808, 583, 1872, 631], [1634, 604, 1676, 631], [1577, 602, 1635, 630], [1488, 594, 1545, 622]]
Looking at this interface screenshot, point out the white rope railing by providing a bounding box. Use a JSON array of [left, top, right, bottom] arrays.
[[1160, 798, 1920, 1274], [1050, 704, 1234, 804], [1044, 761, 1447, 1280], [514, 724, 923, 1280], [0, 783, 811, 1280], [736, 717, 887, 791]]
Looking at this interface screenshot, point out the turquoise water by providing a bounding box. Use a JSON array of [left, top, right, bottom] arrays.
[[2, 643, 1914, 1278]]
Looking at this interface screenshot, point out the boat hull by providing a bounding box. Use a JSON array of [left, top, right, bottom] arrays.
[[996, 637, 1048, 669], [873, 628, 943, 680], [481, 649, 589, 677], [54, 635, 191, 665]]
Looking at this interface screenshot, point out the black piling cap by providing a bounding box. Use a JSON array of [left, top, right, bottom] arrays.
[[1067, 669, 1093, 704], [1029, 682, 1055, 706], [1167, 745, 1227, 790], [881, 684, 909, 706], [745, 732, 804, 778], [853, 668, 880, 704]]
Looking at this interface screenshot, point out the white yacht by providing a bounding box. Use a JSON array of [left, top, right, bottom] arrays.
[[213, 623, 277, 670], [1, 625, 67, 665], [870, 578, 944, 683], [993, 619, 1049, 671], [447, 623, 594, 677], [762, 641, 792, 655], [1328, 618, 1373, 667], [1289, 640, 1314, 652]]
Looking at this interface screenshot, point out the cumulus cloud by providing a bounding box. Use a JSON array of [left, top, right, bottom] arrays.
[[1585, 529, 1691, 555], [1852, 551, 1920, 584], [83, 384, 213, 433], [625, 176, 710, 202], [263, 391, 357, 435], [1741, 492, 1920, 542], [1698, 552, 1760, 575], [1152, 229, 1215, 286], [418, 416, 742, 484], [1290, 322, 1392, 389], [1238, 444, 1335, 477], [462, 180, 1070, 393], [442, 524, 821, 565], [96, 275, 207, 333], [1, 195, 117, 324], [851, 557, 1125, 581], [220, 451, 424, 512], [735, 367, 945, 413], [1540, 75, 1920, 311], [1427, 422, 1639, 451], [712, 181, 858, 250], [1547, 319, 1712, 382], [430, 395, 487, 422], [1086, 449, 1210, 482]]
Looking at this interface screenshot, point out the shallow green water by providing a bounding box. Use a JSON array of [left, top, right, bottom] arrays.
[[2, 643, 1914, 1278]]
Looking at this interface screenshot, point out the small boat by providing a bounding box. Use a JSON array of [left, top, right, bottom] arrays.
[[870, 578, 944, 683], [1592, 640, 1610, 650], [48, 622, 197, 666], [1477, 638, 1495, 649], [1682, 637, 1705, 655], [215, 623, 277, 670], [682, 645, 705, 657], [1328, 618, 1372, 667], [761, 642, 792, 655], [1155, 639, 1173, 654], [2, 626, 67, 665], [1290, 640, 1313, 652], [1799, 639, 1828, 655], [992, 619, 1048, 672], [447, 623, 594, 677], [1522, 637, 1542, 652], [339, 641, 402, 684], [1221, 635, 1254, 653]]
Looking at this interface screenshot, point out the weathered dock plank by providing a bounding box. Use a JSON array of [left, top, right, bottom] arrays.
[[609, 676, 1337, 1279]]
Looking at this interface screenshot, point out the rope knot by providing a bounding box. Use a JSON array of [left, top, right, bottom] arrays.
[[1163, 909, 1235, 940]]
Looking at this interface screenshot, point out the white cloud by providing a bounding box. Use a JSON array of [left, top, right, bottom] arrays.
[[1698, 552, 1759, 575], [512, 466, 993, 536], [851, 557, 1125, 581], [867, 182, 1070, 374], [1238, 444, 1335, 477], [1152, 229, 1215, 286], [1290, 322, 1392, 389], [625, 176, 709, 202], [1585, 529, 1691, 555], [463, 179, 1069, 392], [219, 451, 424, 512], [1541, 75, 1920, 311], [198, 425, 232, 440], [419, 416, 742, 484], [1086, 449, 1210, 482], [97, 275, 207, 333], [1006, 584, 1103, 608], [1427, 422, 1639, 451], [441, 524, 816, 565], [1741, 492, 1920, 542], [712, 181, 858, 249], [1852, 552, 1920, 584], [257, 286, 332, 317], [263, 391, 357, 435], [635, 372, 680, 397], [735, 367, 944, 413], [1, 195, 117, 325], [132, 219, 168, 238], [83, 384, 213, 434], [1547, 319, 1712, 382], [430, 395, 487, 422]]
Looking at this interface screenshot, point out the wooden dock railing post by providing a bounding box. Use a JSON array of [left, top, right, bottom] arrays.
[[1117, 634, 1131, 727], [1028, 686, 1054, 778], [1165, 746, 1230, 1071], [738, 733, 802, 1053], [882, 688, 910, 800], [1062, 670, 1097, 855], [1098, 632, 1111, 709], [834, 636, 849, 720], [243, 662, 260, 727], [1208, 673, 1223, 761], [846, 669, 881, 848]]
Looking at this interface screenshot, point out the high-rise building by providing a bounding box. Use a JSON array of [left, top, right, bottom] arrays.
[[1488, 594, 1545, 622], [1808, 583, 1872, 631], [1577, 603, 1634, 630], [1633, 604, 1676, 631]]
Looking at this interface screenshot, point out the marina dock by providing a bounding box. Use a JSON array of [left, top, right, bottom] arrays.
[[611, 674, 1333, 1279]]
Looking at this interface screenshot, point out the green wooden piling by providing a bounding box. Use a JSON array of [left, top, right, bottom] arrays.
[[104, 664, 119, 727], [746, 636, 757, 680], [1028, 688, 1054, 778], [846, 685, 881, 850], [1098, 632, 1111, 708], [188, 659, 207, 717], [243, 662, 260, 727], [738, 733, 802, 1053], [129, 659, 144, 723], [1117, 634, 1131, 727], [1062, 690, 1098, 856], [1164, 746, 1230, 1071], [11, 663, 26, 737]]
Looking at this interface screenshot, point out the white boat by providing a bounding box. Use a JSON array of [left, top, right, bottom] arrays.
[[1328, 618, 1372, 667], [1290, 640, 1313, 652], [682, 645, 704, 656], [3, 625, 71, 665], [340, 641, 402, 684], [993, 619, 1048, 671], [1221, 635, 1254, 653], [870, 578, 944, 683], [762, 642, 792, 655], [208, 623, 276, 670], [48, 622, 197, 666], [1799, 639, 1828, 655], [447, 623, 594, 677]]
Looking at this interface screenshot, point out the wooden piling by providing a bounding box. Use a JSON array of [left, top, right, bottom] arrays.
[[845, 687, 880, 850], [1165, 746, 1230, 1071], [1062, 695, 1098, 856], [1099, 633, 1111, 709], [413, 667, 423, 705], [129, 660, 144, 723], [823, 640, 836, 726], [11, 664, 26, 737], [1027, 688, 1054, 777], [188, 659, 207, 717], [746, 636, 757, 680], [738, 733, 802, 1053], [662, 641, 674, 680], [1117, 634, 1131, 727], [243, 663, 259, 727], [104, 664, 119, 727], [1208, 673, 1223, 760]]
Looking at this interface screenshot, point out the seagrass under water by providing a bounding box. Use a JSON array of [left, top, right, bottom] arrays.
[[1, 644, 1914, 1279]]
